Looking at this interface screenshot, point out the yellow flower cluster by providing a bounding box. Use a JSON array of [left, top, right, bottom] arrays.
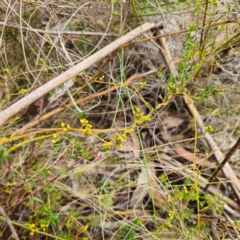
[[19, 88, 27, 94], [99, 75, 104, 82], [40, 222, 48, 232], [72, 76, 77, 82], [205, 125, 214, 133], [80, 119, 92, 134], [52, 133, 58, 144], [103, 142, 113, 149], [133, 107, 150, 126], [139, 81, 146, 89], [103, 129, 134, 149], [51, 123, 72, 144], [168, 210, 175, 220], [4, 68, 10, 75], [28, 223, 37, 236], [61, 122, 71, 132], [165, 220, 172, 228]]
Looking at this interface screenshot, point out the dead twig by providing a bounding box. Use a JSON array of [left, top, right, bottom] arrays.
[[151, 27, 177, 75], [0, 22, 161, 128], [0, 21, 119, 37], [0, 19, 237, 37], [0, 206, 20, 240], [119, 0, 131, 35], [210, 210, 221, 240], [204, 137, 240, 192]]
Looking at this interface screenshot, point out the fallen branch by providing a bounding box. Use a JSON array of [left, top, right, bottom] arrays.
[[0, 22, 161, 128]]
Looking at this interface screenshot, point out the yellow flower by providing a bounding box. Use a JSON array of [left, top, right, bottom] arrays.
[[19, 89, 27, 94], [52, 134, 58, 139], [99, 75, 105, 82], [133, 107, 151, 125], [80, 119, 92, 135], [165, 221, 172, 228], [205, 125, 214, 133], [168, 210, 175, 219], [103, 142, 113, 149], [28, 223, 37, 236], [139, 81, 146, 89]]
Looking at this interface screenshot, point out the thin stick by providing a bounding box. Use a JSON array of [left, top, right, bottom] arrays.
[[119, 0, 130, 35], [0, 22, 160, 127], [151, 27, 177, 74], [0, 206, 20, 240], [0, 19, 237, 36], [0, 21, 119, 37], [204, 137, 240, 192]]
